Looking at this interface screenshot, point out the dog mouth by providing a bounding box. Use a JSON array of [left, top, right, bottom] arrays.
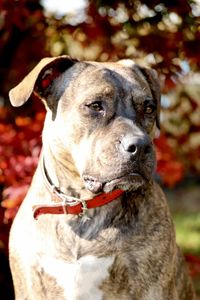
[[83, 173, 145, 194]]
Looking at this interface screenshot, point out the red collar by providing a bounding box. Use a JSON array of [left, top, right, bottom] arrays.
[[32, 158, 124, 219]]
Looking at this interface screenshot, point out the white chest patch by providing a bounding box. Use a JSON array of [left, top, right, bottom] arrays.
[[40, 255, 114, 300]]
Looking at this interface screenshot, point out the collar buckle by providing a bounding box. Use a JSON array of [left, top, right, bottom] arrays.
[[60, 195, 88, 216], [61, 196, 82, 214], [79, 199, 88, 217]]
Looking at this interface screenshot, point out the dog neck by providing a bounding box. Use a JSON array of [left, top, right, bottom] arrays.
[[32, 151, 125, 219], [39, 154, 93, 202], [41, 145, 91, 200]]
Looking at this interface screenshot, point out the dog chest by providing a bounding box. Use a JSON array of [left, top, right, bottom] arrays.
[[40, 254, 114, 300]]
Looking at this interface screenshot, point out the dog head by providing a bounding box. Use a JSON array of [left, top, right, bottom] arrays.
[[9, 56, 160, 194]]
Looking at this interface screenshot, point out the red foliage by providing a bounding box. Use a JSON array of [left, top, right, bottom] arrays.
[[154, 134, 185, 187], [0, 100, 45, 225], [185, 254, 200, 279]]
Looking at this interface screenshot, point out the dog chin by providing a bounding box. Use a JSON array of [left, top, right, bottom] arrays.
[[102, 173, 145, 193], [83, 173, 145, 194]]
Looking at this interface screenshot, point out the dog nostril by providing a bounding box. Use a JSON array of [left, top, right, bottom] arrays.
[[126, 144, 137, 154]]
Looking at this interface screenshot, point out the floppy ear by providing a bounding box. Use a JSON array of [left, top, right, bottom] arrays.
[[9, 55, 77, 107], [138, 67, 161, 129]]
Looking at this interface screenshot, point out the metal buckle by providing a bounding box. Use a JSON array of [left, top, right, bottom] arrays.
[[61, 195, 89, 217], [51, 192, 79, 214], [62, 196, 81, 214], [52, 187, 89, 217], [79, 199, 90, 221], [79, 199, 88, 216]]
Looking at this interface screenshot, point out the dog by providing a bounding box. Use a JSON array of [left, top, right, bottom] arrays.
[[9, 56, 196, 300]]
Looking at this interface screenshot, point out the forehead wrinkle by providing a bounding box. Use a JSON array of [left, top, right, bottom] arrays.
[[102, 67, 152, 102], [131, 86, 149, 100], [75, 84, 116, 103], [69, 64, 152, 106], [104, 64, 153, 100]]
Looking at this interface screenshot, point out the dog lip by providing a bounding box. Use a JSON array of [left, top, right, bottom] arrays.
[[83, 172, 144, 194], [82, 175, 103, 193], [103, 172, 145, 193], [105, 172, 144, 185]]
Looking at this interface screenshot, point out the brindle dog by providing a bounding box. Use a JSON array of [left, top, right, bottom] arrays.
[[9, 56, 196, 300]]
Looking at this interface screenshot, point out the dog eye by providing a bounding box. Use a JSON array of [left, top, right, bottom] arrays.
[[144, 101, 156, 114], [86, 101, 104, 112]]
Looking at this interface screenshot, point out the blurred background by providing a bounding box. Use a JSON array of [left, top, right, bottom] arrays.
[[0, 0, 200, 298]]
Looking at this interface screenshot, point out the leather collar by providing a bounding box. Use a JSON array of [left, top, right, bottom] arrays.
[[32, 157, 124, 219]]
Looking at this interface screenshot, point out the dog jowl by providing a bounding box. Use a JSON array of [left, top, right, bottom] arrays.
[[9, 56, 196, 300]]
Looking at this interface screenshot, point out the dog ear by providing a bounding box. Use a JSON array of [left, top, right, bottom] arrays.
[[138, 67, 161, 129], [9, 55, 77, 107]]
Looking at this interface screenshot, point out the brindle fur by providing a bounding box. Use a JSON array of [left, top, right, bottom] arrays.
[[9, 56, 196, 299]]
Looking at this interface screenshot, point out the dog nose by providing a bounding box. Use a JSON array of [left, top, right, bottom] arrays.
[[120, 135, 151, 156]]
